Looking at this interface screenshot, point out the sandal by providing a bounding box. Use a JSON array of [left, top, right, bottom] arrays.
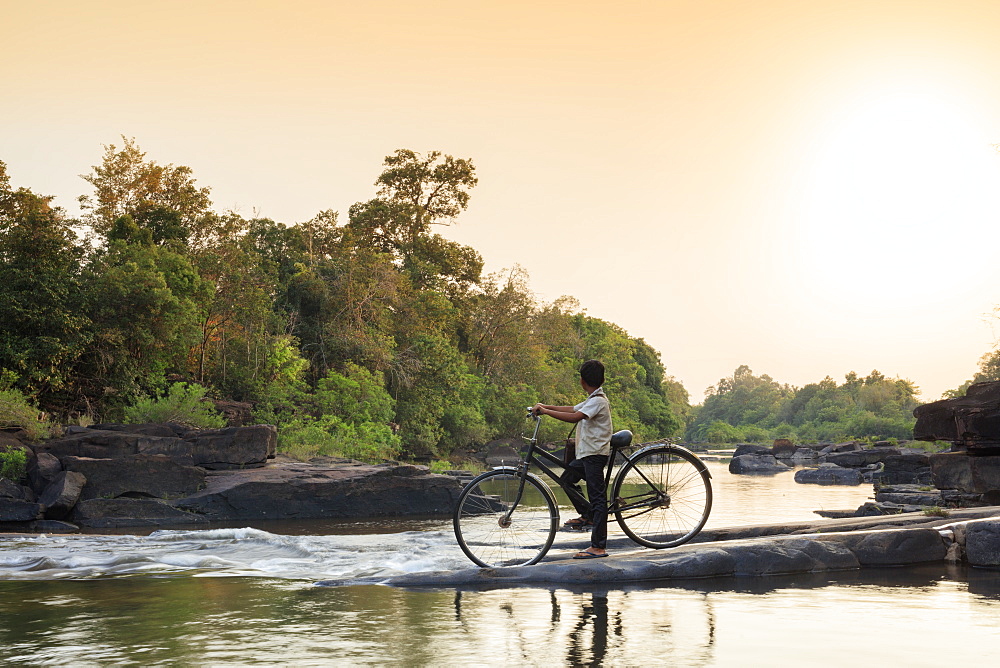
[[573, 550, 609, 559], [563, 517, 591, 528]]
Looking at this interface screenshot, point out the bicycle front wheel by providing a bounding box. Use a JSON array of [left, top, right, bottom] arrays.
[[453, 469, 558, 568], [612, 446, 712, 549]]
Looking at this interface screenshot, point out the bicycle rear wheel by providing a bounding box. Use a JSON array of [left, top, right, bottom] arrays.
[[612, 445, 712, 549], [453, 469, 558, 568]]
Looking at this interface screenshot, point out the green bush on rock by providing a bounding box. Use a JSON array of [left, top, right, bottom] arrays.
[[123, 382, 226, 428]]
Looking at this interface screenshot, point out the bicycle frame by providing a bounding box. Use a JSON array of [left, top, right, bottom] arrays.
[[501, 412, 625, 525]]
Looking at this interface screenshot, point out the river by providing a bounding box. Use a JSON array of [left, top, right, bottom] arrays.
[[2, 460, 999, 666]]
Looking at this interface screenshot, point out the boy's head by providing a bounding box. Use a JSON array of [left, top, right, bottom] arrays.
[[579, 359, 605, 390]]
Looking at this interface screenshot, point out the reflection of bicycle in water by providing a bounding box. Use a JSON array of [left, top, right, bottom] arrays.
[[453, 409, 713, 568]]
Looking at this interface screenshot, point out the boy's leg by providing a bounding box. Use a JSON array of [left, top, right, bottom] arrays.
[[559, 459, 592, 520], [582, 455, 609, 550]]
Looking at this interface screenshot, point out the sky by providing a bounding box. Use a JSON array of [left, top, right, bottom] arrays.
[[4, 0, 1000, 402]]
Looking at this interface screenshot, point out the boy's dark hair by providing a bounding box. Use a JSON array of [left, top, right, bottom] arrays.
[[580, 359, 605, 388]]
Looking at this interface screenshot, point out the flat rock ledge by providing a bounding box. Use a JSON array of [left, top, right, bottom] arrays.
[[373, 507, 1000, 588]]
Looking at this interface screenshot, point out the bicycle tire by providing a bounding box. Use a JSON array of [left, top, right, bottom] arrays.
[[612, 445, 712, 549], [453, 469, 558, 568]]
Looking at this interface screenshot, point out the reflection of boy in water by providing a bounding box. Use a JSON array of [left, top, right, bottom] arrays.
[[532, 359, 612, 559]]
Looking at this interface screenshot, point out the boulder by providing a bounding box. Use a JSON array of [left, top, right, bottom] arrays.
[[913, 381, 1000, 452], [794, 463, 862, 485], [485, 444, 521, 467], [772, 439, 797, 458], [27, 451, 62, 494], [212, 401, 254, 427], [174, 461, 463, 521], [824, 447, 901, 468], [29, 519, 80, 533], [877, 454, 932, 485], [733, 443, 771, 458], [729, 454, 790, 475], [72, 498, 209, 528], [930, 453, 1000, 495], [38, 470, 87, 519], [791, 448, 818, 461], [0, 498, 43, 522], [35, 429, 187, 461], [817, 442, 862, 456], [0, 478, 35, 501], [178, 425, 277, 469], [828, 528, 947, 565], [62, 455, 205, 500], [964, 519, 1000, 567]]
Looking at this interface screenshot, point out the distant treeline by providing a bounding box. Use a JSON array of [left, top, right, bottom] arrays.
[[685, 365, 921, 444], [0, 140, 689, 460]]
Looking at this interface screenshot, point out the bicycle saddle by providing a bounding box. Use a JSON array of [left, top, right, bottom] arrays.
[[610, 430, 632, 448]]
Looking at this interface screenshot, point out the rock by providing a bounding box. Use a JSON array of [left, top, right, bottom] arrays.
[[791, 448, 818, 461], [27, 451, 62, 494], [0, 498, 43, 522], [34, 424, 277, 470], [913, 381, 1000, 452], [37, 470, 87, 519], [877, 453, 932, 485], [29, 519, 80, 533], [178, 425, 277, 469], [0, 478, 35, 501], [930, 453, 1000, 495], [485, 444, 520, 467], [874, 489, 944, 506], [824, 447, 901, 468], [212, 400, 253, 427], [733, 443, 771, 458], [964, 519, 1000, 567], [772, 439, 797, 458], [813, 509, 862, 519], [794, 464, 862, 485], [817, 442, 862, 456], [88, 423, 187, 437], [62, 455, 205, 500], [174, 461, 463, 521], [818, 528, 948, 565], [72, 498, 209, 527], [729, 454, 790, 475]]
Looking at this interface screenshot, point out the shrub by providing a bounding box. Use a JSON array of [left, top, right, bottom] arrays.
[[277, 415, 401, 462], [123, 382, 226, 428], [0, 447, 27, 482], [0, 388, 54, 441]]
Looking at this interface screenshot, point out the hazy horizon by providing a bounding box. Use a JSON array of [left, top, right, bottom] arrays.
[[5, 0, 1000, 402]]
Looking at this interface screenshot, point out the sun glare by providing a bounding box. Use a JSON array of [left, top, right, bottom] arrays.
[[796, 85, 1000, 307]]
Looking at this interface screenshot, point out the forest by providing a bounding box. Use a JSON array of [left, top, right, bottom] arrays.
[[1, 140, 992, 460], [0, 140, 689, 461]]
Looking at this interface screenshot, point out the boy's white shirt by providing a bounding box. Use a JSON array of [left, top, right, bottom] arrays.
[[573, 387, 612, 457]]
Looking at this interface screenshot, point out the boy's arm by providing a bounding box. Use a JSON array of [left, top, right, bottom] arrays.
[[532, 403, 587, 423]]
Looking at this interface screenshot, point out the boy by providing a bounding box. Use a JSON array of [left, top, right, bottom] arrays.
[[532, 359, 612, 559]]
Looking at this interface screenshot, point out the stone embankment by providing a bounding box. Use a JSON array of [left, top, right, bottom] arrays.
[[0, 423, 462, 532], [378, 507, 1000, 588]]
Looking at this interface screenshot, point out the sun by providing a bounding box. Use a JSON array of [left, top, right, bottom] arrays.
[[794, 83, 1000, 309]]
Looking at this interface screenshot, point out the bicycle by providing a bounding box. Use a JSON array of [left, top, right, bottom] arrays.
[[453, 409, 713, 568]]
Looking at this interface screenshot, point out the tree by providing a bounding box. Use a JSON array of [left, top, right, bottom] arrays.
[[0, 162, 91, 401], [78, 137, 213, 245]]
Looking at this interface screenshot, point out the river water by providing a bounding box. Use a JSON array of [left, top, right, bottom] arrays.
[[2, 460, 999, 666]]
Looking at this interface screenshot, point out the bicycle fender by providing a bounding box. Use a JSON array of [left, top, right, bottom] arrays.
[[629, 443, 713, 478]]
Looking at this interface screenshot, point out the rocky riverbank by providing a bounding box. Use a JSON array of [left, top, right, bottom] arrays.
[[0, 423, 463, 532]]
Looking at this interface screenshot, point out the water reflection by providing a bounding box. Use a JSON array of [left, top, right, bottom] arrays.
[[3, 565, 1000, 665], [449, 586, 716, 666]]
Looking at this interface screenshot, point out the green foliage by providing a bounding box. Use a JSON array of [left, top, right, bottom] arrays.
[[123, 383, 226, 428], [687, 366, 919, 443], [277, 415, 401, 461], [0, 447, 27, 482], [0, 388, 54, 441]]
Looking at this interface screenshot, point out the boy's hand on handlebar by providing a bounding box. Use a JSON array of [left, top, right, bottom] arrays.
[[531, 404, 544, 417]]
